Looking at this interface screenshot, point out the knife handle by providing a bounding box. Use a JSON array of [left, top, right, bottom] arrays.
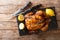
[[9, 2, 32, 19]]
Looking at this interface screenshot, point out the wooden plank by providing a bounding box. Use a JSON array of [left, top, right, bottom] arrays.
[[0, 0, 60, 14], [56, 14, 60, 21], [0, 21, 18, 29], [0, 0, 59, 6], [0, 14, 16, 22], [0, 29, 60, 40], [0, 13, 60, 22], [0, 21, 60, 30], [0, 0, 26, 5], [0, 30, 19, 39], [0, 5, 23, 14], [57, 21, 60, 29]]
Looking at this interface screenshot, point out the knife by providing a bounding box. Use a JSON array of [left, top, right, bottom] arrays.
[[9, 2, 32, 19]]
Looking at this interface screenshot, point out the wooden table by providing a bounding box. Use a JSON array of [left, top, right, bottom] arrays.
[[0, 0, 60, 40]]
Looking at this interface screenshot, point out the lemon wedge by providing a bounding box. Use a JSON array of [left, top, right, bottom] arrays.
[[46, 9, 55, 16], [18, 14, 24, 21], [19, 23, 25, 30]]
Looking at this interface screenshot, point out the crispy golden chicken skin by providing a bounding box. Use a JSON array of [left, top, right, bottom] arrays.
[[25, 12, 33, 18], [25, 10, 50, 31]]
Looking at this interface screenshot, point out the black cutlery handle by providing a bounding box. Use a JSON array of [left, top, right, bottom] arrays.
[[15, 2, 32, 16], [21, 2, 32, 11]]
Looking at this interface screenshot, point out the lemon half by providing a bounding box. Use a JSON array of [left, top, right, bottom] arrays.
[[18, 14, 24, 21], [46, 9, 55, 16]]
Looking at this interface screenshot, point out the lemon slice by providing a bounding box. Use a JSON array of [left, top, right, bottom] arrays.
[[19, 23, 25, 30], [46, 9, 55, 16], [18, 14, 24, 21]]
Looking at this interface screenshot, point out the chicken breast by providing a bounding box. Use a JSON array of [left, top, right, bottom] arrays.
[[25, 10, 49, 31]]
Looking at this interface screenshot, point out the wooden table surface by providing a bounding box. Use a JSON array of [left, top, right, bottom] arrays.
[[0, 0, 60, 40]]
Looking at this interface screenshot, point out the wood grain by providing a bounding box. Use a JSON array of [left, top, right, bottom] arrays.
[[0, 29, 60, 40], [0, 0, 27, 5], [0, 0, 60, 40], [0, 0, 60, 14], [0, 21, 18, 29], [0, 5, 23, 14]]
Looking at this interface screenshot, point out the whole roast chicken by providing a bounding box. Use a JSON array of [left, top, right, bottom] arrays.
[[25, 10, 50, 31]]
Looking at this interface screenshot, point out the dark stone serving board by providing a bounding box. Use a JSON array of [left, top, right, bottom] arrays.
[[16, 4, 58, 36]]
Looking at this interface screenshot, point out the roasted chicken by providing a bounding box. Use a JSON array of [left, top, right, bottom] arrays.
[[25, 10, 50, 31]]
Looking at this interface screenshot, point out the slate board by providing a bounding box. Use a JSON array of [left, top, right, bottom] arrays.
[[16, 4, 58, 36]]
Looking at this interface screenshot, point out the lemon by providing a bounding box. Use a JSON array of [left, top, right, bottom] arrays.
[[46, 9, 55, 16], [18, 14, 24, 21], [19, 23, 25, 30]]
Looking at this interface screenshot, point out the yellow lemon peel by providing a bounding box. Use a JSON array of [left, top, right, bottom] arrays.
[[46, 9, 55, 16], [18, 14, 24, 21]]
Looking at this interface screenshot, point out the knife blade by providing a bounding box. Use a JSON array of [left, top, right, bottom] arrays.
[[9, 2, 32, 19]]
